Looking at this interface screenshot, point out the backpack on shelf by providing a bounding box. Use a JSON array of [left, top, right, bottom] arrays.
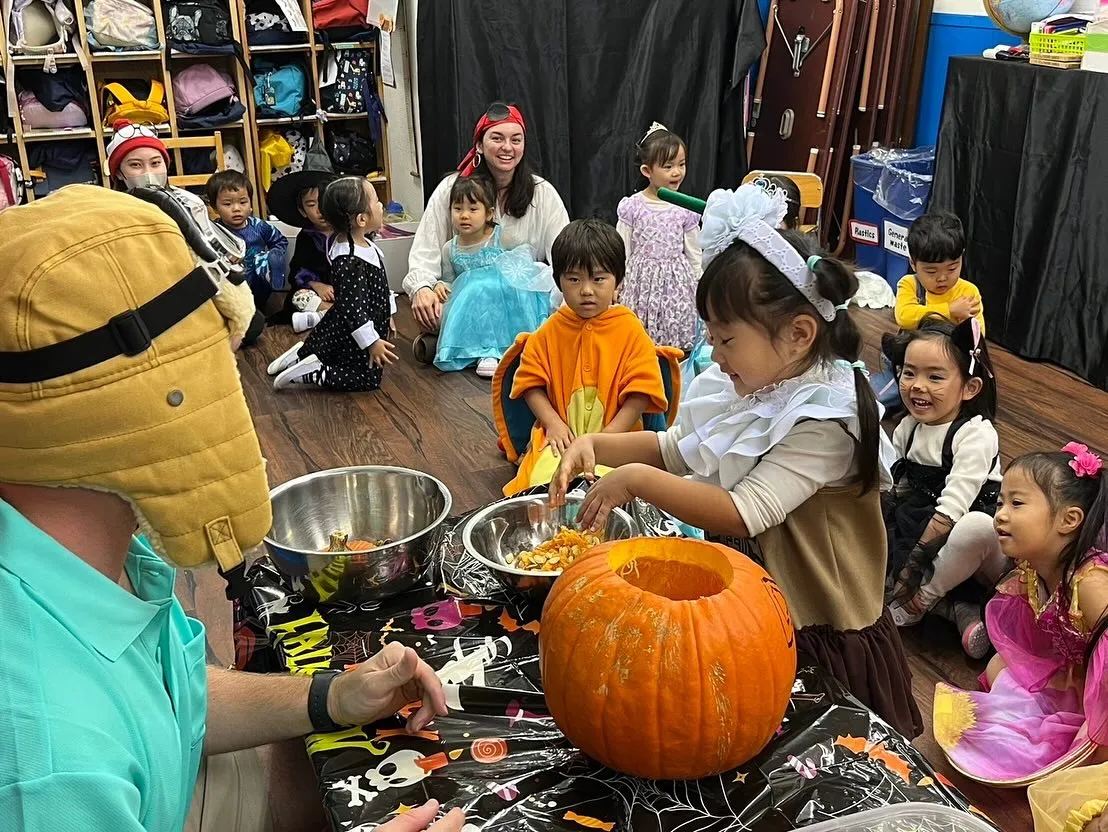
[[7, 0, 75, 54], [303, 136, 333, 172], [163, 0, 232, 49], [244, 0, 306, 45], [326, 127, 375, 175], [85, 0, 158, 50], [310, 0, 365, 31], [253, 62, 307, 118], [102, 79, 168, 127], [0, 154, 25, 212], [172, 62, 244, 127], [319, 49, 371, 115], [27, 140, 98, 196]]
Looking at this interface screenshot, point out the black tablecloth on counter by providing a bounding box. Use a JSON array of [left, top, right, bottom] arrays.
[[931, 57, 1108, 390], [234, 510, 997, 832]]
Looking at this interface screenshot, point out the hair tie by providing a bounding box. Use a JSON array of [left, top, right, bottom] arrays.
[[850, 360, 870, 378], [806, 255, 822, 271], [834, 301, 850, 313], [1062, 442, 1103, 478]]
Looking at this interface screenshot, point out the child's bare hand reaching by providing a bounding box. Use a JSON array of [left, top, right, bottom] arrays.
[[543, 420, 576, 458], [309, 281, 335, 303], [369, 340, 399, 367], [549, 436, 597, 506], [433, 282, 452, 303], [949, 295, 980, 323]]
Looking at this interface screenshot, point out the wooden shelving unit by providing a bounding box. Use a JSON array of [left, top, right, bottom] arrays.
[[237, 0, 392, 218], [0, 0, 392, 213]]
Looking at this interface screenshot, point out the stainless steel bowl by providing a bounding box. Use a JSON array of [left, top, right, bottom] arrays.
[[460, 494, 634, 596], [264, 466, 452, 603]]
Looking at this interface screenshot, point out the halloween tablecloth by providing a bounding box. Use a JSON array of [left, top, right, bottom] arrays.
[[235, 512, 997, 832]]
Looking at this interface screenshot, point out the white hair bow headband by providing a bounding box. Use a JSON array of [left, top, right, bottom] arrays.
[[699, 184, 836, 322]]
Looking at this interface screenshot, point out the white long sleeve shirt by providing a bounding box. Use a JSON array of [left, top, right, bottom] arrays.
[[401, 173, 569, 297]]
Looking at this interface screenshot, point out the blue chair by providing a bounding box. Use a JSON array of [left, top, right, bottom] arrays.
[[491, 332, 683, 463]]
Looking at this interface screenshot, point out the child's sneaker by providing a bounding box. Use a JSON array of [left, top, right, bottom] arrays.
[[267, 341, 305, 376], [412, 333, 437, 365], [292, 311, 323, 333], [475, 357, 499, 378], [273, 354, 324, 390]]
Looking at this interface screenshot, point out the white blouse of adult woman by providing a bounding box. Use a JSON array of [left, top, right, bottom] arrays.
[[401, 105, 569, 333]]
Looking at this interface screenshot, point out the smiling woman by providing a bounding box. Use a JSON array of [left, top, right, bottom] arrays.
[[402, 103, 570, 374]]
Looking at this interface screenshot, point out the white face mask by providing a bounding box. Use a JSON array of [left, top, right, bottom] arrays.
[[123, 171, 169, 190]]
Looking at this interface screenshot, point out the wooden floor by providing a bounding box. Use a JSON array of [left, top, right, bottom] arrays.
[[181, 302, 1108, 832]]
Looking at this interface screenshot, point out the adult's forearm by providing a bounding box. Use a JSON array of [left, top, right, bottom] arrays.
[[591, 431, 665, 469], [205, 668, 312, 756]]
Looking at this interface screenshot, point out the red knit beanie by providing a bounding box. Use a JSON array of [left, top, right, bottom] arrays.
[[106, 121, 170, 178]]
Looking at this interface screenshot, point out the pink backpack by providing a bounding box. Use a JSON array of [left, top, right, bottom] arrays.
[[18, 89, 87, 128], [171, 63, 234, 116], [0, 155, 24, 212]]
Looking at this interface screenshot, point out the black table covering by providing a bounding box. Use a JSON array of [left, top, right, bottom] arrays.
[[930, 57, 1108, 390], [235, 511, 997, 832]]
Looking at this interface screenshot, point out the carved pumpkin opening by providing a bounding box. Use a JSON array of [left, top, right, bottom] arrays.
[[606, 539, 734, 601]]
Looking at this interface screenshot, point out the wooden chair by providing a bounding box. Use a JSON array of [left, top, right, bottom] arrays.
[[742, 170, 823, 234], [163, 132, 226, 189]]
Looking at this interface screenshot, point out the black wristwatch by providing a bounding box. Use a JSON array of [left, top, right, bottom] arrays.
[[308, 670, 344, 733]]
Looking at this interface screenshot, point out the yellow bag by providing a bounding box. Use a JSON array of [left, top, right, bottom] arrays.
[[258, 129, 294, 191], [102, 80, 169, 127], [1028, 762, 1108, 832]]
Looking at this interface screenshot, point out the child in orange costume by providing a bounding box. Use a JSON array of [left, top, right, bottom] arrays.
[[499, 219, 672, 496]]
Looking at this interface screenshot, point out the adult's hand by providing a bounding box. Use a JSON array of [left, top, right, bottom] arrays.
[[328, 642, 448, 732], [411, 287, 443, 332], [377, 800, 465, 832]]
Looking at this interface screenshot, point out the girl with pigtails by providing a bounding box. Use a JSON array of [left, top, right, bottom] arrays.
[[549, 183, 923, 739]]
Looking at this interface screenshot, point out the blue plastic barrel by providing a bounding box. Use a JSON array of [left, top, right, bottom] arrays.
[[875, 147, 935, 289]]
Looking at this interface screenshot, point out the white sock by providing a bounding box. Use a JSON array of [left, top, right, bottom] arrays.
[[292, 311, 323, 333]]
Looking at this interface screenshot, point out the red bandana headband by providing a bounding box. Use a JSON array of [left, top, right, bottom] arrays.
[[457, 104, 527, 177]]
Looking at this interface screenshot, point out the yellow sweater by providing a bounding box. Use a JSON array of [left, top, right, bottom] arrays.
[[895, 275, 985, 334]]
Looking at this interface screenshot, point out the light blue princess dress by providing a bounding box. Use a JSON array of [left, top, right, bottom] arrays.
[[434, 225, 557, 373]]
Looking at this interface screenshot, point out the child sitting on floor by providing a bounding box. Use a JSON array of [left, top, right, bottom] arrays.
[[501, 219, 669, 496], [266, 170, 336, 331], [895, 211, 984, 332], [934, 443, 1108, 784], [550, 184, 923, 740], [882, 316, 1007, 659], [267, 176, 397, 391], [208, 170, 288, 312]]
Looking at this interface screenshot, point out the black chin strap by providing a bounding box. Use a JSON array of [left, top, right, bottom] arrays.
[[0, 266, 218, 385]]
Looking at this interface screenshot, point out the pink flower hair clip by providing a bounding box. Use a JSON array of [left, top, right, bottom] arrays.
[[1062, 442, 1103, 478]]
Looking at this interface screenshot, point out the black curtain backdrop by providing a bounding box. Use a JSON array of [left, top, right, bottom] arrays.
[[416, 0, 764, 222], [931, 57, 1108, 390]]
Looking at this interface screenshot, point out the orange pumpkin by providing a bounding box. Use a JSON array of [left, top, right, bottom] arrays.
[[539, 537, 796, 780]]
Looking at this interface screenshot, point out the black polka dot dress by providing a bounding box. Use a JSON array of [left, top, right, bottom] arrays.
[[299, 241, 392, 392]]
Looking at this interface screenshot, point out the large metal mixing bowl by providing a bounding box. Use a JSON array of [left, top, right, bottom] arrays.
[[461, 494, 634, 596], [264, 466, 452, 603]]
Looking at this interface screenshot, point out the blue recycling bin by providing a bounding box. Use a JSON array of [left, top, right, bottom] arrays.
[[874, 147, 935, 290], [849, 151, 889, 272]]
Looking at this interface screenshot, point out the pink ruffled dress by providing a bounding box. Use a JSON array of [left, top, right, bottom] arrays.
[[933, 551, 1108, 784]]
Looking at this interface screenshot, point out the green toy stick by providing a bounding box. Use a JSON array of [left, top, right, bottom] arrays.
[[658, 187, 706, 214]]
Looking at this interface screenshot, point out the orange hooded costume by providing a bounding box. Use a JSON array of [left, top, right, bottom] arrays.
[[497, 305, 673, 495]]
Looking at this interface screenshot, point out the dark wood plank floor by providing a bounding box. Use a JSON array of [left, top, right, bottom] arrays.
[[181, 301, 1108, 832]]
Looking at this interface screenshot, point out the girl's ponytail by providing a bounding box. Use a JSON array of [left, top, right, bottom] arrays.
[[782, 231, 881, 492]]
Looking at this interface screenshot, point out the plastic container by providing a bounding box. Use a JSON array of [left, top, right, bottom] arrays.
[[849, 146, 934, 282], [874, 146, 935, 289], [849, 151, 888, 272], [799, 802, 996, 832]]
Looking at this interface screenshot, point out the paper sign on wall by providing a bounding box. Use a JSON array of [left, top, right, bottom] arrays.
[[367, 0, 399, 31], [884, 220, 910, 258], [380, 30, 395, 87]]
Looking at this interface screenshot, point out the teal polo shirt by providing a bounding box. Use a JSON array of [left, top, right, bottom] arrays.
[[0, 499, 208, 831]]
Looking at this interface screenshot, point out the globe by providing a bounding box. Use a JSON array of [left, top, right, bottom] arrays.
[[984, 0, 1074, 36]]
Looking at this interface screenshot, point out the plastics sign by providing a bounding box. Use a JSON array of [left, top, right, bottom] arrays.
[[849, 220, 880, 246]]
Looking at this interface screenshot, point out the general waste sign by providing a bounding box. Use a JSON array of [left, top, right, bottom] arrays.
[[884, 220, 910, 258], [849, 220, 879, 246]]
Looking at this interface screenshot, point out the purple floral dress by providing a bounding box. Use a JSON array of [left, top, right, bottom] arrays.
[[617, 192, 700, 350]]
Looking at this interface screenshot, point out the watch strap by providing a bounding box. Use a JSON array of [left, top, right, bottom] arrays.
[[308, 669, 344, 733]]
